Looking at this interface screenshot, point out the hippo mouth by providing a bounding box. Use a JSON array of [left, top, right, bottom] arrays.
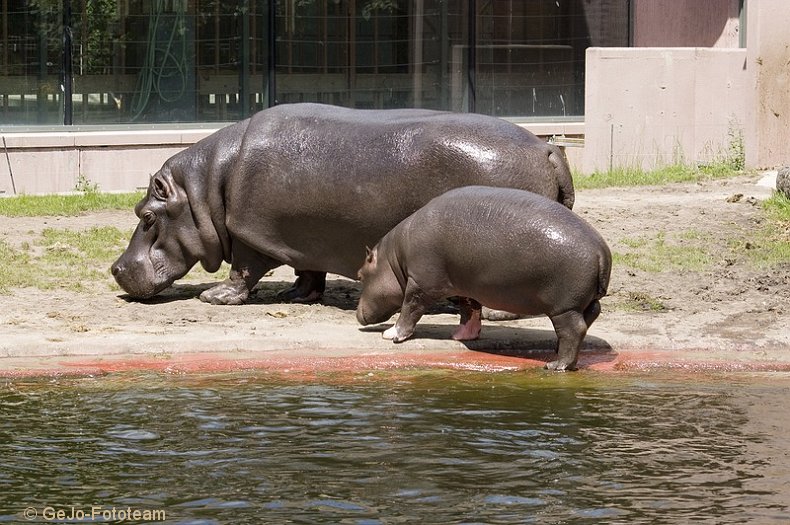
[[129, 281, 174, 300], [356, 304, 397, 327], [111, 258, 178, 300], [114, 274, 175, 300]]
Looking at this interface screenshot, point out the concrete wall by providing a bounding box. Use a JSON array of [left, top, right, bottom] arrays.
[[585, 0, 790, 173], [633, 0, 741, 48], [583, 47, 748, 173], [745, 0, 790, 169], [0, 129, 218, 195]]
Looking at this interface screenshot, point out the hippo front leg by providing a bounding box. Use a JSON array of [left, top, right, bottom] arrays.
[[383, 278, 434, 343], [199, 241, 278, 305]]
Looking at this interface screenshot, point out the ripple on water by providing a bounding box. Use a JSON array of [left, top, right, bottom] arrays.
[[0, 372, 789, 523]]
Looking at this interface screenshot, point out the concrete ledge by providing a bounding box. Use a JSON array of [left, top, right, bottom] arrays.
[[0, 128, 225, 194], [1, 128, 222, 149]]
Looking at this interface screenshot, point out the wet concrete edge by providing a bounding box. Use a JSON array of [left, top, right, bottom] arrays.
[[2, 343, 790, 379]]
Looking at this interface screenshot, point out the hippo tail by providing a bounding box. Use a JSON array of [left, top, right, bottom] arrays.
[[595, 248, 612, 300], [548, 145, 575, 210]]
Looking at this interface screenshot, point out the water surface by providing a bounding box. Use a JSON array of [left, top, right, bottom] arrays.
[[1, 370, 788, 524]]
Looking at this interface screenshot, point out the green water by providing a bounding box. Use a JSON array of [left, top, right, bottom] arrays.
[[1, 370, 789, 524]]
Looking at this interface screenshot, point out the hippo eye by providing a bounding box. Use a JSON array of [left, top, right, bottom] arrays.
[[142, 211, 156, 229]]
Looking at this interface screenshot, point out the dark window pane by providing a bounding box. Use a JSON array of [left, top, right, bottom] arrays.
[[1, 0, 630, 125], [0, 0, 63, 125], [475, 0, 629, 118], [275, 1, 469, 111]]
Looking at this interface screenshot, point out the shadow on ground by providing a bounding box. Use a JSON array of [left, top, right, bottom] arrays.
[[118, 278, 453, 314], [360, 323, 616, 369]]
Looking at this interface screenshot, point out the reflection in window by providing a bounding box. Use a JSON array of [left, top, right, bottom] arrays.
[[0, 0, 628, 126]]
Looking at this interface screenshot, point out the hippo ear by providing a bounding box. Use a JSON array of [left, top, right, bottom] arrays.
[[365, 246, 376, 264], [150, 172, 176, 202]]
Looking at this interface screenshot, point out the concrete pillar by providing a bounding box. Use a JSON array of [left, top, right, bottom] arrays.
[[745, 0, 790, 169]]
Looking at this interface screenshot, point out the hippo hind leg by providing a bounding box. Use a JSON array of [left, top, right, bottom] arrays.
[[453, 297, 482, 341], [278, 270, 327, 303], [583, 300, 601, 328], [545, 310, 588, 372]]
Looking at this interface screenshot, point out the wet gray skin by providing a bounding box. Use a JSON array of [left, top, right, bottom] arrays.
[[111, 103, 574, 305]]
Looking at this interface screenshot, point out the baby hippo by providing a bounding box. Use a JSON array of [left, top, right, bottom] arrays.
[[355, 186, 611, 371]]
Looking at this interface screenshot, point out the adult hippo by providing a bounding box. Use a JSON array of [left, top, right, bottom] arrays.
[[111, 102, 574, 304]]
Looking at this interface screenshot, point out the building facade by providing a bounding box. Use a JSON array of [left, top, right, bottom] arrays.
[[1, 0, 630, 127], [6, 0, 790, 194]]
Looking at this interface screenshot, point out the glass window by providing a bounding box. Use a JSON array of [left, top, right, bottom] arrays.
[[274, 0, 469, 111], [1, 0, 64, 125], [474, 0, 629, 119], [65, 0, 271, 124], [0, 0, 629, 126]]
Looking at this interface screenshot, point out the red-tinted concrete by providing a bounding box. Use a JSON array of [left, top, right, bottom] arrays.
[[3, 345, 790, 379]]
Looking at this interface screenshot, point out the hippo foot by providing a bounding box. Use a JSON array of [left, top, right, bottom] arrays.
[[199, 281, 250, 305], [544, 360, 577, 372], [452, 320, 481, 341], [278, 271, 326, 303], [277, 287, 323, 304], [382, 325, 413, 343]]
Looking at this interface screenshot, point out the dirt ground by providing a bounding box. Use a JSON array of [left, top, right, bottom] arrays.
[[1, 173, 788, 375]]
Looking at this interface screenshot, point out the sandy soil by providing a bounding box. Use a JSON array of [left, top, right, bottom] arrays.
[[1, 173, 788, 375]]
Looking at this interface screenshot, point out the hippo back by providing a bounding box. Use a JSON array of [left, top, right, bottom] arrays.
[[221, 103, 574, 279]]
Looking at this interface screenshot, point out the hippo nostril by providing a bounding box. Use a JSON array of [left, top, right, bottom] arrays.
[[111, 263, 121, 276]]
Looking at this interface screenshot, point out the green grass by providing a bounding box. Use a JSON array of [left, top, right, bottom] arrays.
[[619, 291, 668, 313], [0, 192, 143, 217], [728, 235, 790, 268], [613, 231, 711, 273], [763, 191, 790, 223], [0, 225, 231, 294], [574, 163, 744, 190], [38, 227, 131, 263], [0, 227, 130, 293], [745, 191, 790, 266], [724, 193, 790, 267]]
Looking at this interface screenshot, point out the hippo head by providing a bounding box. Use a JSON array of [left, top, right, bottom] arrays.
[[111, 166, 225, 299], [355, 245, 404, 326]]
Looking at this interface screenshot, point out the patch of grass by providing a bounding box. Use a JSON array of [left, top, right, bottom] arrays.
[[620, 291, 668, 313], [727, 229, 790, 268], [575, 164, 743, 190], [0, 227, 130, 293], [763, 191, 790, 223], [731, 192, 790, 267], [619, 237, 648, 249], [0, 192, 143, 217], [0, 240, 33, 293], [0, 224, 230, 294], [38, 227, 129, 262], [678, 229, 710, 242], [614, 231, 711, 273], [745, 239, 790, 267]]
